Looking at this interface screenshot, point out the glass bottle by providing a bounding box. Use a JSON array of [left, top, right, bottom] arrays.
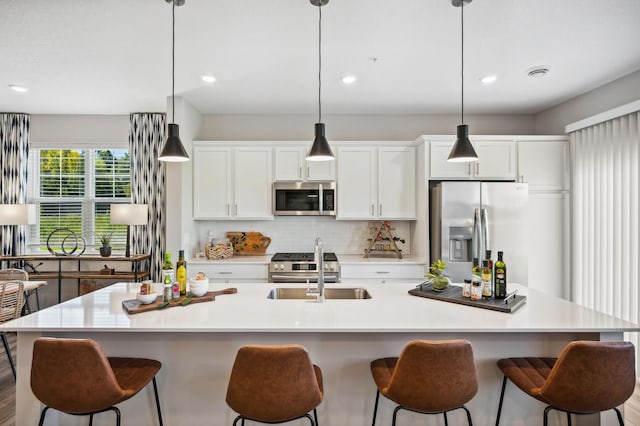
[[494, 251, 507, 298], [484, 249, 493, 287], [162, 252, 175, 285], [176, 250, 187, 295], [481, 260, 492, 300]]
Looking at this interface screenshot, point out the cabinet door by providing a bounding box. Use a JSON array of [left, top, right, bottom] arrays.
[[193, 147, 233, 219], [378, 147, 416, 219], [517, 140, 568, 191], [274, 147, 304, 181], [473, 141, 516, 180], [306, 158, 336, 181], [234, 147, 273, 219], [429, 141, 472, 179], [337, 147, 376, 219]]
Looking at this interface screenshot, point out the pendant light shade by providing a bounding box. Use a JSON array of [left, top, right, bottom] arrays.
[[448, 0, 478, 163], [159, 0, 190, 163], [306, 0, 334, 162]]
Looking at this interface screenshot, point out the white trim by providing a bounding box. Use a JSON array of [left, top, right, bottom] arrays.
[[565, 99, 640, 133]]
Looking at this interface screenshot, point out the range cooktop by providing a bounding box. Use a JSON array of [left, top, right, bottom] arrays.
[[271, 252, 338, 262]]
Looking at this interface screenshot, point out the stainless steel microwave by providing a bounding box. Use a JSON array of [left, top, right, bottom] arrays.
[[273, 182, 336, 216]]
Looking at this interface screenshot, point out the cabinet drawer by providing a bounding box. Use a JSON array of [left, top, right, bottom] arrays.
[[341, 264, 425, 279], [192, 264, 268, 280]]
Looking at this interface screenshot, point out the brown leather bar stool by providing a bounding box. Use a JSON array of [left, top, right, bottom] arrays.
[[30, 337, 163, 426], [370, 339, 478, 425], [495, 341, 635, 426], [226, 344, 324, 425]]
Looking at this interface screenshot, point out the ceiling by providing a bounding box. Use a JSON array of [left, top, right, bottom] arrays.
[[2, 0, 640, 116]]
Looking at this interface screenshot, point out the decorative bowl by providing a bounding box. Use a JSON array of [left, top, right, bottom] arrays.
[[136, 292, 158, 305], [189, 279, 209, 297]]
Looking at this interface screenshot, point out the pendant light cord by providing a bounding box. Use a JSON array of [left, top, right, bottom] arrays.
[[172, 0, 176, 123], [318, 4, 322, 124], [460, 2, 464, 124]]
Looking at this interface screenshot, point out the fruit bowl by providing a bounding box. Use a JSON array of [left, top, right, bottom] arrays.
[[189, 279, 209, 297], [136, 292, 158, 305]]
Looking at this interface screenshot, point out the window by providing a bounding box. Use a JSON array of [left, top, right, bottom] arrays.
[[27, 148, 131, 253]]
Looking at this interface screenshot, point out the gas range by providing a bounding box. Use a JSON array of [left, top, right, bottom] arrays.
[[269, 252, 340, 283]]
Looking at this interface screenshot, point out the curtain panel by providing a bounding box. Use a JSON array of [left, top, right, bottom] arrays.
[[129, 113, 166, 281], [0, 113, 30, 256], [570, 111, 639, 347]]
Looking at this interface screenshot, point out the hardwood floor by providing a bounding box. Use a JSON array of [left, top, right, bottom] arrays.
[[0, 332, 16, 426]]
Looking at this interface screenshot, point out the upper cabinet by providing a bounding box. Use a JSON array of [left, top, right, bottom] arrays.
[[193, 143, 273, 220], [337, 145, 416, 220], [517, 140, 569, 191], [274, 146, 335, 182], [430, 140, 516, 180]]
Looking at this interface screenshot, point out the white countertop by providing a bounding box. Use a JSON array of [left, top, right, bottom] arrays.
[[3, 281, 638, 333]]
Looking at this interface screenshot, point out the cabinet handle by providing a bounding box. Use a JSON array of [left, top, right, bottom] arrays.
[[376, 271, 390, 274], [379, 204, 382, 216], [218, 271, 233, 275], [226, 204, 230, 215], [466, 163, 471, 175], [307, 166, 310, 178], [234, 204, 238, 216], [371, 204, 374, 216], [475, 162, 479, 175], [299, 166, 302, 179]]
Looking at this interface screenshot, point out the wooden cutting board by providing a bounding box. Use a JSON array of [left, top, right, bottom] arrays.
[[226, 232, 271, 255], [122, 288, 238, 314]]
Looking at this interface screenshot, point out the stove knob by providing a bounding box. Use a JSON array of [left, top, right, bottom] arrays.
[[280, 264, 285, 270]]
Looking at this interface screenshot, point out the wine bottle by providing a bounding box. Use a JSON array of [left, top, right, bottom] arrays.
[[494, 251, 507, 298], [484, 249, 493, 287], [162, 252, 175, 285], [176, 250, 187, 295]]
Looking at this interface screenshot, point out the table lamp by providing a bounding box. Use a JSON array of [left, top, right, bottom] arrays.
[[0, 204, 37, 256], [110, 204, 148, 258]]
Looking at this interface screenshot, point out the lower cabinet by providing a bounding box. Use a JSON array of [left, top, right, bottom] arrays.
[[341, 263, 426, 284], [190, 263, 268, 284]]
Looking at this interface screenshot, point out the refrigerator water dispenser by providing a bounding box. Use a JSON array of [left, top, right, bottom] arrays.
[[448, 226, 472, 262]]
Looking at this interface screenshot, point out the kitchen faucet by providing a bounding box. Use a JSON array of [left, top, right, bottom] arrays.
[[307, 237, 325, 302]]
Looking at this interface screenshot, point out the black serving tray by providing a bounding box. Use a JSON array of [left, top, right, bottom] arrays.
[[408, 282, 527, 313]]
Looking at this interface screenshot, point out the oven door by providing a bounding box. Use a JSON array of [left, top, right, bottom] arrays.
[[269, 272, 340, 284]]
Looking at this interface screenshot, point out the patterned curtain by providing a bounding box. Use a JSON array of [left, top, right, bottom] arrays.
[[0, 113, 30, 256], [129, 113, 166, 281]]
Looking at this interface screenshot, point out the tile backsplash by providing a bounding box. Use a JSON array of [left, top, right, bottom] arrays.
[[194, 217, 411, 256]]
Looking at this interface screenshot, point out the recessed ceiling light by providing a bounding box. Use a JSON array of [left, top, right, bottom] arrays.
[[9, 84, 28, 93], [201, 75, 216, 83], [527, 67, 550, 78], [480, 75, 497, 84], [341, 75, 357, 84]]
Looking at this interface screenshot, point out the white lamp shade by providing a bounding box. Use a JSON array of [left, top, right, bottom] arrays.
[[110, 204, 148, 225], [0, 204, 36, 225]]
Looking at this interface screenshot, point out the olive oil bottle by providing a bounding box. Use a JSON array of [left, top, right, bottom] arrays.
[[162, 252, 175, 285], [481, 260, 492, 300], [176, 250, 187, 295], [494, 251, 507, 298]]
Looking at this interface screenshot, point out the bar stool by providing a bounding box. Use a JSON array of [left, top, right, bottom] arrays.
[[495, 340, 635, 426], [226, 344, 323, 425], [370, 339, 478, 425], [0, 269, 40, 313], [0, 280, 24, 380], [30, 337, 163, 426]]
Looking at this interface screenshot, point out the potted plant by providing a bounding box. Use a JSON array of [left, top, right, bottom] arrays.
[[98, 232, 113, 257], [426, 259, 450, 291]]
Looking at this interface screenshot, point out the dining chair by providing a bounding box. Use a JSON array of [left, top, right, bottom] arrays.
[[0, 280, 24, 380]]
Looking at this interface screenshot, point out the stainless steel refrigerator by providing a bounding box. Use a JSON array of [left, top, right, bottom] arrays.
[[430, 181, 528, 285]]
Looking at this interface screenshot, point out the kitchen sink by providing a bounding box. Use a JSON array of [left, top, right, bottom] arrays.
[[267, 287, 372, 300]]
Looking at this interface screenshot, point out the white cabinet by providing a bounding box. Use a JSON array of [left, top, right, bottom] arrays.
[[430, 140, 516, 180], [337, 146, 416, 220], [517, 140, 568, 191], [341, 263, 425, 284], [274, 146, 335, 181], [194, 263, 268, 284], [193, 144, 273, 220]]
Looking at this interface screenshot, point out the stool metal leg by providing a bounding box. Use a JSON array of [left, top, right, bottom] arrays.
[[152, 377, 163, 425], [1, 333, 16, 380], [567, 411, 572, 426], [372, 389, 380, 426], [461, 405, 473, 426], [391, 406, 402, 426], [38, 406, 50, 426], [614, 407, 624, 426], [313, 408, 319, 426], [444, 411, 448, 426], [495, 375, 507, 426], [89, 413, 94, 426], [543, 406, 553, 426]]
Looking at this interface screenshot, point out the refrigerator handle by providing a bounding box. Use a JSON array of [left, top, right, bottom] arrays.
[[473, 208, 482, 260], [481, 208, 489, 255]]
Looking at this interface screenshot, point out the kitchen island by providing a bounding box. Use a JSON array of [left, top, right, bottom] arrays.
[[3, 281, 638, 426]]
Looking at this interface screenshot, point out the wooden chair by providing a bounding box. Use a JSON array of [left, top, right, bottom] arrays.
[[495, 340, 635, 426], [370, 339, 478, 425], [226, 344, 324, 425], [30, 337, 163, 426], [0, 268, 40, 313], [0, 280, 24, 380]]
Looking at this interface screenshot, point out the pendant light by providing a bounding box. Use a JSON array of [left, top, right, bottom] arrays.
[[447, 0, 479, 163], [306, 0, 334, 162], [159, 0, 190, 162]]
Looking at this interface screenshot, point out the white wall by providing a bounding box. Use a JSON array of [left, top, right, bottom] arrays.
[[535, 69, 640, 134]]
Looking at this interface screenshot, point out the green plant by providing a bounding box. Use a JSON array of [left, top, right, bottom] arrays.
[[98, 232, 113, 247], [426, 259, 449, 290]]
